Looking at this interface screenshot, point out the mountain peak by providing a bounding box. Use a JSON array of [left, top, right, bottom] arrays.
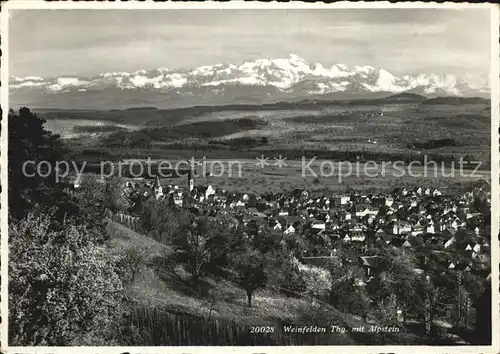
[[10, 55, 490, 106], [287, 53, 307, 63]]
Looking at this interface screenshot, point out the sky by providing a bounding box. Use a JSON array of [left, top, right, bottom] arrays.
[[8, 8, 492, 78]]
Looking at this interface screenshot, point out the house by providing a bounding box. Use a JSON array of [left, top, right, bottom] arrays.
[[332, 194, 350, 206], [392, 221, 412, 235], [173, 195, 183, 207], [375, 229, 392, 244], [433, 219, 446, 232], [311, 219, 326, 231], [402, 240, 412, 248], [292, 189, 309, 200], [413, 268, 424, 275], [195, 185, 215, 199], [270, 220, 282, 231], [444, 236, 456, 249], [455, 262, 471, 272], [389, 238, 407, 248], [426, 220, 435, 234], [284, 224, 295, 235], [339, 211, 351, 221], [205, 184, 215, 198], [325, 231, 341, 242], [446, 218, 460, 231], [433, 189, 442, 197], [350, 225, 366, 242], [459, 205, 470, 214], [235, 200, 246, 208], [411, 220, 425, 236], [467, 212, 482, 220], [242, 215, 253, 225], [392, 202, 404, 210], [359, 256, 381, 277], [355, 207, 378, 218]]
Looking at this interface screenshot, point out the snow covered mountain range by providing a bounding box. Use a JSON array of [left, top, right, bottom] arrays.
[[10, 54, 490, 109]]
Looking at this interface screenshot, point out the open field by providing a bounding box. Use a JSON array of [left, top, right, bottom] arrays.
[[109, 158, 490, 195], [38, 95, 490, 166], [41, 95, 492, 193], [44, 118, 140, 139]]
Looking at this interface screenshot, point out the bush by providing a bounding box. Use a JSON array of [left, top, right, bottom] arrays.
[[9, 213, 125, 345], [373, 293, 399, 326], [297, 261, 332, 300], [278, 257, 332, 300], [278, 256, 307, 292]]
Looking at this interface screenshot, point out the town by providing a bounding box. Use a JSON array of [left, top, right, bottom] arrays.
[[112, 170, 491, 275], [6, 5, 495, 348], [91, 163, 492, 340]]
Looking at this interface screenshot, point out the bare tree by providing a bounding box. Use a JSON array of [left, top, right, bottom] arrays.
[[173, 216, 228, 280], [200, 287, 226, 321], [122, 245, 151, 284]]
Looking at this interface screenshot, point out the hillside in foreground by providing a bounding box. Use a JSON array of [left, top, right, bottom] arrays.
[[105, 220, 467, 346]]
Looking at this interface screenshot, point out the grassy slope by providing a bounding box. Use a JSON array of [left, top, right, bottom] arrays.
[[106, 220, 430, 345]]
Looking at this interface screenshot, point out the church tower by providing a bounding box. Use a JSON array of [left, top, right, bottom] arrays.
[[188, 168, 194, 192], [153, 175, 163, 199]]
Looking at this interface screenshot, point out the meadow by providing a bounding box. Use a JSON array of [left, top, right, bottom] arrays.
[[133, 159, 490, 195], [40, 95, 490, 169], [40, 94, 491, 194]]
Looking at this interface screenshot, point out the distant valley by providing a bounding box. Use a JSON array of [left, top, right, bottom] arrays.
[[33, 93, 491, 169]]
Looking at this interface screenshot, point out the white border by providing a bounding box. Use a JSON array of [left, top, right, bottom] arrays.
[[0, 1, 499, 354]]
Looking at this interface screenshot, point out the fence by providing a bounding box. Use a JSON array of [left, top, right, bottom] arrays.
[[128, 305, 350, 346], [111, 212, 144, 233], [110, 212, 175, 244]]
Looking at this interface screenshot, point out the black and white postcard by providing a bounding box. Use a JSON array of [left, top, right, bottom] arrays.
[[1, 2, 498, 353]]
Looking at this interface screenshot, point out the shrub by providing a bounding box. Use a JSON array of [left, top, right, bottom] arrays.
[[373, 293, 399, 326], [278, 257, 332, 300], [278, 256, 307, 292], [9, 213, 125, 345], [297, 261, 332, 300]]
